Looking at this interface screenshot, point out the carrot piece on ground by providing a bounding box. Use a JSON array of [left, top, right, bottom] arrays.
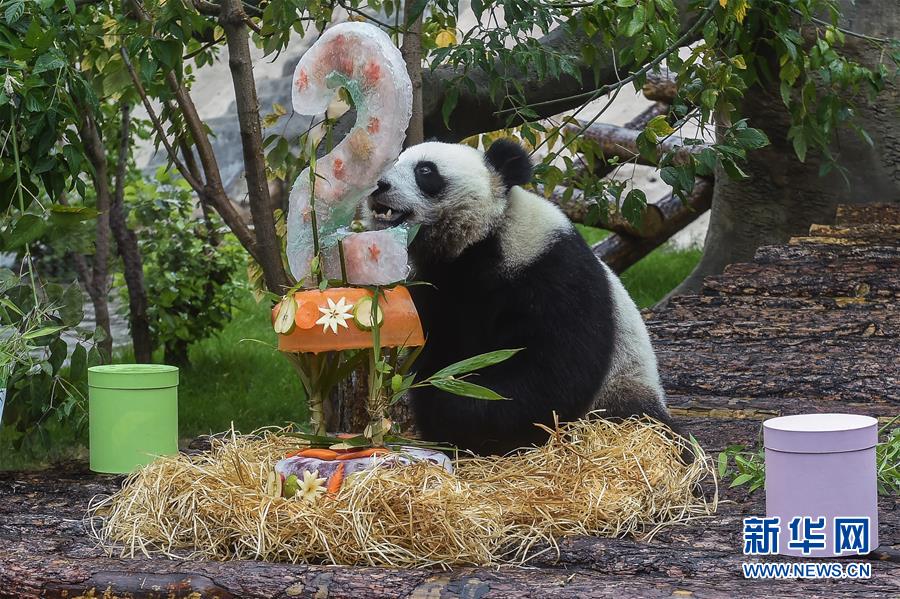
[[335, 447, 391, 460], [293, 448, 340, 460], [327, 463, 345, 494]]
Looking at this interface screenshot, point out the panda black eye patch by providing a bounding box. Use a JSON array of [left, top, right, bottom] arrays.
[[414, 161, 445, 197]]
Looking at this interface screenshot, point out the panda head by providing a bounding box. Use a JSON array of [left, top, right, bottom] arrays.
[[365, 139, 533, 261]]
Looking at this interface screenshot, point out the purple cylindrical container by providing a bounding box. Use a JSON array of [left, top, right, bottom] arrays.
[[764, 413, 879, 558]]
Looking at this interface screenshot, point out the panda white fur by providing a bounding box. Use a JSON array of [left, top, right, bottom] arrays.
[[365, 139, 677, 455]]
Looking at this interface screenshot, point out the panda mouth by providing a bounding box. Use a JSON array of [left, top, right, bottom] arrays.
[[369, 201, 411, 226]]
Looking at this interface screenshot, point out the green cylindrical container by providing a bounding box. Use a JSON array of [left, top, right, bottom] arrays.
[[88, 364, 179, 473]]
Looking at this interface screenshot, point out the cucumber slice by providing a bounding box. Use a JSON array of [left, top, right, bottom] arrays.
[[283, 474, 299, 499], [265, 470, 284, 497], [353, 296, 384, 330]]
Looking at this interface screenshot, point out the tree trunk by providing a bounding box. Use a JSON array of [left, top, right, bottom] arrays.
[[401, 0, 424, 147], [108, 105, 154, 363], [163, 341, 190, 369], [75, 112, 114, 361], [670, 0, 899, 297], [220, 0, 292, 294]]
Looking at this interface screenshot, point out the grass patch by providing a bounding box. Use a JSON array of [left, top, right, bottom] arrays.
[[176, 294, 307, 437]]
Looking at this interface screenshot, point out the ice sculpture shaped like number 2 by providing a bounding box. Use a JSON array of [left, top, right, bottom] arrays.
[[286, 22, 413, 283]]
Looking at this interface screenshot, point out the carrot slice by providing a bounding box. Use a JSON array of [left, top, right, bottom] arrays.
[[327, 463, 345, 494], [335, 447, 391, 460], [295, 299, 321, 330]]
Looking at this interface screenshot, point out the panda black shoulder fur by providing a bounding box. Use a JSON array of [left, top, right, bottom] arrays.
[[366, 138, 677, 455]]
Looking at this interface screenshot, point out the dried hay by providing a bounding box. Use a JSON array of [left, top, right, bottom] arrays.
[[88, 417, 718, 568]]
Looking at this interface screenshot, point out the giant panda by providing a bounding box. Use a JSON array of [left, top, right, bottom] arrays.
[[365, 138, 678, 455]]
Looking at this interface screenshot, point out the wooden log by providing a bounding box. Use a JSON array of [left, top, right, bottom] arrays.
[[792, 223, 900, 245], [646, 295, 899, 341], [567, 121, 705, 168], [652, 334, 899, 402], [704, 260, 900, 303], [592, 178, 713, 272], [642, 70, 677, 103], [667, 394, 900, 423], [586, 103, 671, 178], [836, 203, 900, 226]]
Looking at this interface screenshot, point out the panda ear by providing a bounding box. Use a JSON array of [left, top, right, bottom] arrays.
[[485, 139, 533, 189]]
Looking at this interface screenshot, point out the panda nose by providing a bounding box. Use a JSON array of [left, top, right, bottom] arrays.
[[373, 180, 391, 196]]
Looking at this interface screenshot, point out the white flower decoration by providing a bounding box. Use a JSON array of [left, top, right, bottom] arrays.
[[298, 469, 327, 503], [315, 296, 354, 334]]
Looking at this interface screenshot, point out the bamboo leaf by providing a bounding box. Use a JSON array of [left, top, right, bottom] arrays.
[[429, 377, 508, 400], [431, 348, 521, 379], [22, 325, 64, 339]]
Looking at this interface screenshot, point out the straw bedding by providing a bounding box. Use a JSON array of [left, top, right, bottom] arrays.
[[88, 417, 718, 568]]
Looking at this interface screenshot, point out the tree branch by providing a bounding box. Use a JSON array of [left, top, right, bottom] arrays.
[[119, 43, 261, 265], [73, 109, 114, 358], [569, 121, 707, 168], [421, 0, 705, 141], [220, 0, 292, 293], [108, 104, 154, 363], [177, 135, 220, 245], [77, 114, 111, 297]]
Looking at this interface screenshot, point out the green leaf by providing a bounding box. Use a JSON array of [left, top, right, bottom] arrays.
[[721, 158, 749, 180], [791, 133, 807, 163], [635, 131, 658, 164], [405, 0, 429, 24], [48, 337, 67, 374], [660, 165, 695, 199], [470, 0, 484, 20], [58, 283, 84, 327], [429, 377, 508, 400], [621, 189, 647, 228], [70, 343, 87, 383], [730, 473, 754, 488], [49, 204, 99, 226], [624, 5, 647, 37], [696, 148, 718, 177], [3, 214, 47, 249], [32, 52, 66, 75], [431, 348, 521, 379], [442, 85, 459, 129], [645, 115, 675, 139], [717, 452, 728, 478], [3, 0, 24, 24], [733, 127, 770, 150], [152, 39, 183, 71]]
